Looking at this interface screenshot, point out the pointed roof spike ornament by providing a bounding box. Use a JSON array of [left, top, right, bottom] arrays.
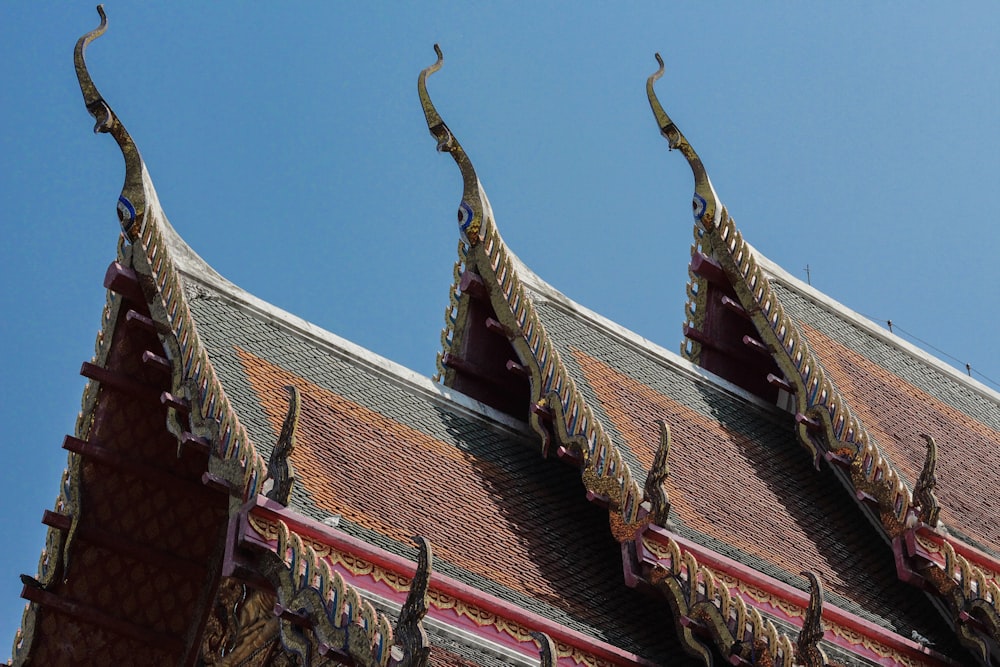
[[392, 536, 433, 667], [915, 434, 941, 527], [796, 571, 830, 667], [646, 53, 722, 232], [530, 631, 558, 667], [418, 44, 492, 245], [74, 5, 145, 240], [266, 386, 300, 506], [643, 419, 672, 526]]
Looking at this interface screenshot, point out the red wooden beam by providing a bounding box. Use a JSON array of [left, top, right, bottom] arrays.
[[484, 317, 513, 339], [180, 432, 211, 456], [41, 510, 204, 580], [103, 261, 145, 304], [555, 445, 583, 466], [125, 309, 161, 334], [459, 271, 488, 301], [795, 412, 821, 431], [160, 392, 190, 414], [62, 436, 214, 499], [273, 603, 310, 627], [142, 351, 172, 375], [505, 359, 529, 377], [202, 472, 239, 497], [80, 362, 160, 402], [441, 353, 516, 394], [766, 373, 794, 393], [641, 525, 958, 666], [241, 498, 661, 667], [911, 524, 1000, 576], [690, 252, 729, 287], [529, 402, 553, 422], [720, 295, 749, 319], [682, 324, 718, 351], [741, 335, 770, 357], [20, 585, 184, 654], [823, 450, 852, 469]]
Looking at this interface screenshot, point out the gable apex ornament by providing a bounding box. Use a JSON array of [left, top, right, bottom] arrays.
[[74, 5, 145, 240], [646, 53, 722, 232], [418, 45, 495, 246]]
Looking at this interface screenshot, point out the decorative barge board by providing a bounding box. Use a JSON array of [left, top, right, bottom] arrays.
[[647, 53, 1000, 662], [420, 48, 961, 667]]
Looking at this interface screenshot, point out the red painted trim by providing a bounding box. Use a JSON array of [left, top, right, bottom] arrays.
[[641, 525, 956, 666], [242, 496, 658, 667], [893, 535, 928, 587], [911, 524, 1000, 576]]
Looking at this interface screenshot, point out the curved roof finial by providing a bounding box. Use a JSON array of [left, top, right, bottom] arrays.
[[74, 5, 145, 240], [418, 44, 490, 245], [647, 53, 721, 231]]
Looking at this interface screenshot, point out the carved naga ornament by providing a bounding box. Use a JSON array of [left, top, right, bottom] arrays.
[[266, 386, 301, 506], [913, 434, 941, 527], [75, 5, 146, 240], [796, 571, 830, 667], [647, 53, 722, 232], [418, 45, 494, 245], [643, 420, 673, 526]]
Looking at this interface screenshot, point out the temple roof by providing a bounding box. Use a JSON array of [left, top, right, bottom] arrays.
[[165, 221, 690, 663], [759, 256, 1000, 556], [8, 6, 1000, 666]]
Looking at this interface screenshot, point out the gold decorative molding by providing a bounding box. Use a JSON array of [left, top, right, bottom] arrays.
[[433, 239, 468, 384], [247, 515, 619, 667], [263, 519, 398, 666], [641, 536, 934, 667], [641, 533, 799, 666], [14, 9, 274, 662]]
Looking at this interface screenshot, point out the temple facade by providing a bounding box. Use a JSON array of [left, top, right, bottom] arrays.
[[8, 8, 1000, 666]]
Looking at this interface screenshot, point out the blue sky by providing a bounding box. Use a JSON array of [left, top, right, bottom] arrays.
[[2, 3, 999, 652]]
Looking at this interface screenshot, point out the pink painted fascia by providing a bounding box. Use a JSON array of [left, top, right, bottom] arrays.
[[906, 524, 1000, 577], [237, 495, 659, 667], [640, 525, 957, 667]]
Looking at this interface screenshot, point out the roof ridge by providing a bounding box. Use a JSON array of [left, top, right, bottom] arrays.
[[172, 261, 533, 439], [508, 250, 787, 422], [647, 52, 1000, 662], [754, 249, 1000, 408]]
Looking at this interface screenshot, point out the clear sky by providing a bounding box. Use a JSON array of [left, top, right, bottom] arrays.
[[2, 3, 999, 653]]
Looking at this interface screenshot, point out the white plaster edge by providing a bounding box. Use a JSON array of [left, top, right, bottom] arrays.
[[751, 245, 1000, 408], [156, 214, 534, 442], [506, 251, 788, 422]]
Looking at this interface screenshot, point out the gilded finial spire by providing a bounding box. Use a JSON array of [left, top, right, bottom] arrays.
[[418, 45, 492, 245], [647, 53, 722, 231], [74, 5, 145, 240]]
